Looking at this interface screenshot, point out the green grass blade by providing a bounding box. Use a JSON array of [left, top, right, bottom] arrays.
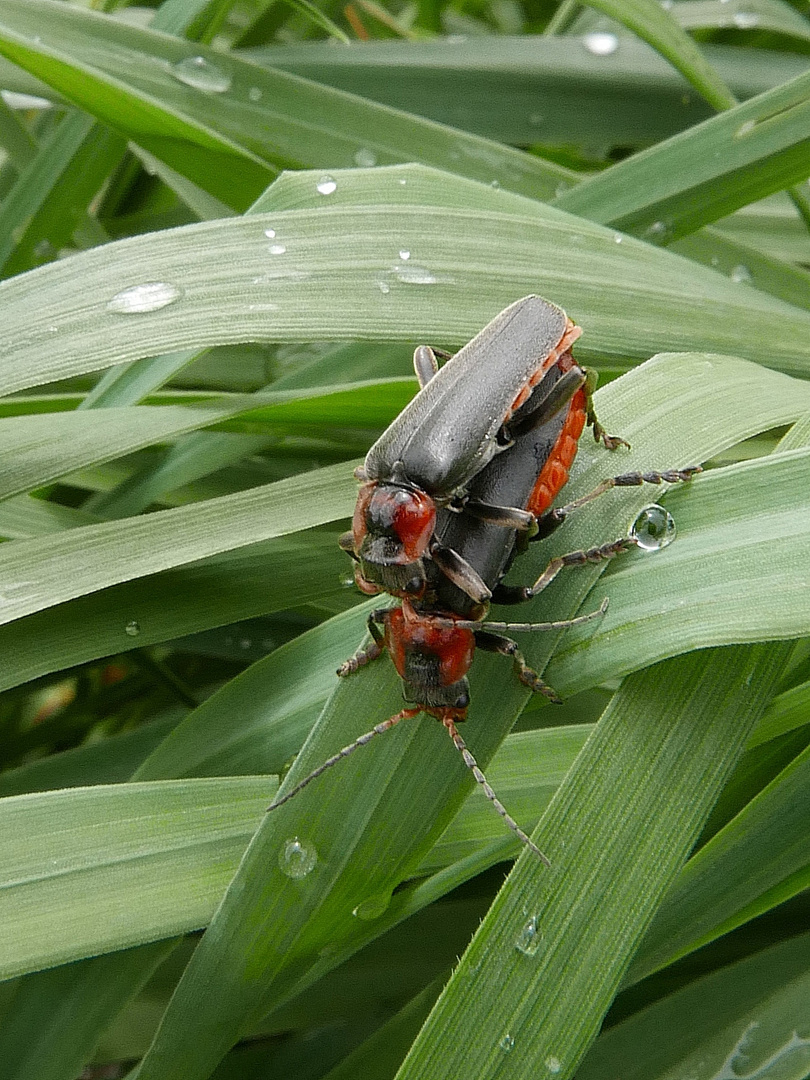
[[395, 644, 791, 1080], [554, 70, 810, 241], [672, 0, 810, 43], [577, 0, 736, 109], [2, 166, 810, 399], [578, 933, 810, 1080]]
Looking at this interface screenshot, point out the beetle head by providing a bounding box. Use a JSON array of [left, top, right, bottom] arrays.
[[352, 478, 437, 596], [383, 602, 475, 711]]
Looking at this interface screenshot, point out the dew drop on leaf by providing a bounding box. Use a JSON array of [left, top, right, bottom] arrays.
[[106, 283, 183, 314]]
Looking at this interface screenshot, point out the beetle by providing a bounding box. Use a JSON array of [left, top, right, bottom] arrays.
[[342, 295, 622, 604]]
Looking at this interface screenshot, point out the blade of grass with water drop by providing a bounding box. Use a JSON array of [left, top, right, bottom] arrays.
[[554, 70, 810, 241]]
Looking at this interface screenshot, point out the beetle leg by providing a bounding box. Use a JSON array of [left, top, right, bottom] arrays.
[[412, 345, 453, 388], [461, 500, 538, 534], [337, 609, 389, 676], [430, 542, 492, 604], [492, 538, 631, 604], [338, 530, 356, 555], [267, 707, 422, 812], [440, 714, 549, 864], [534, 466, 702, 540], [474, 631, 562, 704], [582, 369, 630, 451], [435, 596, 609, 632], [500, 366, 586, 445]]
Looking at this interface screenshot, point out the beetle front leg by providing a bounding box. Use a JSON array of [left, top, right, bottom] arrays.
[[337, 609, 389, 676], [475, 631, 562, 703], [430, 542, 492, 604], [460, 499, 537, 534], [492, 537, 631, 604], [534, 466, 702, 540]]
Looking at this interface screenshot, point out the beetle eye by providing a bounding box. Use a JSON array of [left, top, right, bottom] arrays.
[[454, 691, 470, 709], [405, 576, 424, 595]]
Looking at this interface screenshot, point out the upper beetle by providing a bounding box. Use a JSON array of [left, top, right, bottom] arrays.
[[343, 295, 586, 600]]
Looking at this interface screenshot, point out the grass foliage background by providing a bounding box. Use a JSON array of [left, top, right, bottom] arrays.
[[0, 0, 808, 1077]]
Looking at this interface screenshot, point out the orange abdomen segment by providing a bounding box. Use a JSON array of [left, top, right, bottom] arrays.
[[527, 386, 586, 517]]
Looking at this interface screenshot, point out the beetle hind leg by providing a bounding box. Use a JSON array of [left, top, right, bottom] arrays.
[[337, 609, 389, 676]]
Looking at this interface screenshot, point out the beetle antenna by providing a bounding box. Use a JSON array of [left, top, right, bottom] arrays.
[[441, 716, 550, 866], [267, 708, 421, 812]]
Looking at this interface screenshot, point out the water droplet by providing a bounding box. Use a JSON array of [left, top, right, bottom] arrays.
[[614, 234, 623, 244], [239, 638, 252, 650], [660, 0, 673, 8], [352, 893, 391, 920], [733, 11, 758, 27], [499, 1034, 515, 1053], [735, 119, 756, 137], [555, 182, 570, 198], [278, 836, 317, 879], [528, 112, 543, 126], [125, 620, 141, 637], [171, 55, 232, 93], [631, 504, 676, 550], [490, 179, 501, 189], [394, 262, 437, 284], [339, 572, 356, 588], [710, 256, 720, 266], [263, 227, 276, 238], [106, 282, 182, 314], [33, 238, 56, 263], [398, 177, 407, 185], [376, 278, 391, 294], [268, 243, 286, 255], [316, 175, 337, 195], [515, 914, 542, 956], [398, 249, 411, 260], [354, 147, 377, 167], [583, 31, 619, 55], [545, 1056, 562, 1074], [644, 220, 670, 243], [446, 34, 467, 43], [730, 264, 752, 284], [248, 86, 262, 102]]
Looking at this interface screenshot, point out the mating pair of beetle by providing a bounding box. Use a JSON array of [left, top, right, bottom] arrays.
[[270, 296, 699, 861]]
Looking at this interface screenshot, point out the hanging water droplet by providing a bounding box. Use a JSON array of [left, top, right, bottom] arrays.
[[268, 243, 287, 255], [316, 175, 337, 195], [398, 249, 411, 261], [515, 914, 542, 956], [528, 112, 543, 127], [352, 893, 391, 920], [248, 86, 262, 102], [278, 836, 317, 879], [614, 234, 623, 244], [631, 504, 676, 550], [171, 55, 232, 93], [394, 262, 437, 284], [583, 31, 619, 55], [735, 119, 756, 138], [732, 11, 758, 27], [730, 264, 752, 284], [263, 227, 276, 238], [125, 620, 141, 637], [354, 147, 377, 167], [499, 1034, 515, 1053], [545, 1055, 562, 1074], [106, 282, 182, 314]]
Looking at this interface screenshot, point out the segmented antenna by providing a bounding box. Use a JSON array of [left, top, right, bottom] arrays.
[[266, 707, 549, 865]]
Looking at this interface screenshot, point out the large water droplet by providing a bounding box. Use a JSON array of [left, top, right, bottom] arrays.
[[499, 1034, 515, 1053], [398, 249, 411, 261], [171, 56, 232, 93], [316, 175, 337, 195], [515, 914, 542, 956], [394, 262, 437, 284], [730, 264, 752, 284], [631, 504, 676, 550], [354, 147, 377, 167], [125, 620, 141, 637], [733, 11, 758, 27], [263, 227, 276, 238], [352, 893, 391, 920], [278, 837, 317, 879], [106, 282, 182, 314], [583, 31, 619, 55]]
